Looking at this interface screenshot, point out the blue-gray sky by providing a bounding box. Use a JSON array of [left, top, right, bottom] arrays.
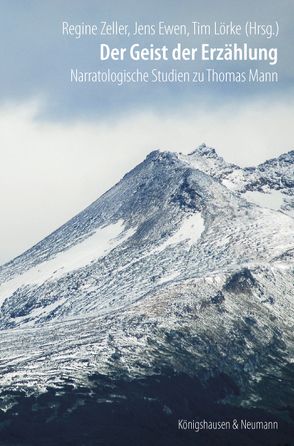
[[0, 0, 293, 264], [0, 0, 293, 120]]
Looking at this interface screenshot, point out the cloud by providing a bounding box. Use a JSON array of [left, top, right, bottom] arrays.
[[0, 0, 293, 120], [0, 98, 293, 264]]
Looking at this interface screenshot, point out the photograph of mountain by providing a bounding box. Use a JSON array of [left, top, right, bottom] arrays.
[[0, 1, 293, 445]]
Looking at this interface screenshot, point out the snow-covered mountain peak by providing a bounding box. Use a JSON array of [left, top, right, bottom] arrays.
[[0, 144, 293, 411], [176, 144, 294, 216], [144, 149, 178, 164], [177, 143, 238, 184], [188, 143, 220, 159], [263, 149, 294, 167]]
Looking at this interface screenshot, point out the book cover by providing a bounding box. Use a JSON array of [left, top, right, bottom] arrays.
[[0, 1, 293, 445]]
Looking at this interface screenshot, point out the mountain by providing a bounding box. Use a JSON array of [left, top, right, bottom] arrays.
[[180, 144, 294, 215], [0, 145, 293, 445]]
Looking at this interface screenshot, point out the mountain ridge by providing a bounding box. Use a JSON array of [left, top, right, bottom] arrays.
[[0, 144, 293, 420]]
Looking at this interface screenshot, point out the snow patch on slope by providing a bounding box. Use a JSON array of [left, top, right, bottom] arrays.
[[0, 221, 134, 306], [159, 212, 204, 251], [116, 213, 204, 275], [244, 190, 284, 211], [157, 271, 180, 285]]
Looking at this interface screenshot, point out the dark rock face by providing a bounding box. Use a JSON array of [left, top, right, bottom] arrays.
[[170, 173, 203, 211], [224, 269, 257, 294], [1, 373, 293, 446], [210, 291, 225, 304]]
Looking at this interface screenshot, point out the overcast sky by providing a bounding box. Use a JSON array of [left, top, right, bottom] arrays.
[[0, 0, 293, 264]]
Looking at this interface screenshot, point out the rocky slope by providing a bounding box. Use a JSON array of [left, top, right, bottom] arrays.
[[180, 144, 294, 215], [0, 145, 293, 424]]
